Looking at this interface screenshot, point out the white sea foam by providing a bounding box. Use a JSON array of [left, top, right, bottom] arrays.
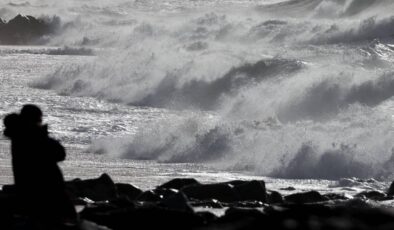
[[16, 0, 394, 179]]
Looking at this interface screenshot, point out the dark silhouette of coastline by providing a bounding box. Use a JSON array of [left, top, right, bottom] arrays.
[[0, 14, 60, 45]]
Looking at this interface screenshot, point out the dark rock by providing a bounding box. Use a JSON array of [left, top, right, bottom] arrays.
[[196, 211, 218, 223], [1, 184, 17, 194], [232, 201, 265, 208], [285, 191, 328, 204], [225, 180, 251, 186], [136, 190, 162, 202], [355, 190, 387, 201], [190, 199, 224, 208], [158, 178, 200, 190], [6, 176, 394, 230], [216, 207, 265, 228], [115, 183, 142, 201], [268, 191, 284, 204], [108, 197, 136, 209], [81, 205, 205, 230], [182, 183, 240, 203], [387, 181, 394, 196], [0, 14, 61, 45], [324, 193, 350, 201], [66, 173, 118, 202], [234, 180, 267, 202], [280, 186, 296, 191], [154, 188, 179, 200], [81, 201, 133, 217], [224, 207, 264, 219], [159, 192, 193, 213]]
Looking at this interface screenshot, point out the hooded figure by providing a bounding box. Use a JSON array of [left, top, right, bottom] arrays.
[[3, 104, 77, 228]]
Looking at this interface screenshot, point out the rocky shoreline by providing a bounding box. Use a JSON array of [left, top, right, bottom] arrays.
[[2, 174, 394, 229]]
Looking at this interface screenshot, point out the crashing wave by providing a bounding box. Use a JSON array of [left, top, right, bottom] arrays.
[[33, 58, 303, 110], [22, 0, 394, 180], [278, 72, 394, 122]]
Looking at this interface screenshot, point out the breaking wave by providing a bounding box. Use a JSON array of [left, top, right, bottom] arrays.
[[34, 58, 303, 110], [90, 105, 394, 180], [23, 0, 394, 179], [278, 72, 394, 122]]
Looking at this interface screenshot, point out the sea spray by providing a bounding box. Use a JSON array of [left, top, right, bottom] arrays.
[[29, 0, 394, 179]]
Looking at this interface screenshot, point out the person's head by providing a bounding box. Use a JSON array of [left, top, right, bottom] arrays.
[[3, 113, 20, 138], [20, 104, 43, 125]]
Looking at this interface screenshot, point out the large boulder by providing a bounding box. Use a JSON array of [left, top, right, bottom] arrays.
[[66, 174, 118, 202], [136, 190, 162, 202], [159, 192, 193, 213], [158, 178, 200, 190], [267, 191, 284, 204], [115, 183, 142, 201], [285, 191, 328, 204], [387, 181, 394, 196], [355, 190, 387, 201], [182, 183, 240, 203], [233, 180, 267, 202]]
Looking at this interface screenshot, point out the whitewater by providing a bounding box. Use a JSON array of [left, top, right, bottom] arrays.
[[1, 0, 394, 195]]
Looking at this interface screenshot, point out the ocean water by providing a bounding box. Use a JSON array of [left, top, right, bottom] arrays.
[[1, 0, 394, 195]]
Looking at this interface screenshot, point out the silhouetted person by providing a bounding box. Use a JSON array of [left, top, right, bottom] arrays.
[[3, 104, 77, 229]]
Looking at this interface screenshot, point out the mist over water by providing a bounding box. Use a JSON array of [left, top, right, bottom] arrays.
[[15, 0, 394, 179]]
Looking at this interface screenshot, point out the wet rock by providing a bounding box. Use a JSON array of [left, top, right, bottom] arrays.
[[233, 180, 267, 202], [355, 190, 387, 201], [285, 191, 328, 204], [225, 180, 250, 186], [115, 183, 142, 201], [137, 190, 162, 202], [268, 191, 284, 204], [109, 197, 136, 209], [81, 205, 205, 230], [4, 176, 394, 230], [159, 192, 193, 213], [66, 173, 118, 202], [323, 193, 350, 201], [340, 198, 375, 209], [190, 199, 224, 208], [387, 181, 394, 196], [232, 201, 265, 208], [182, 183, 240, 203], [158, 178, 200, 190], [154, 188, 179, 200]]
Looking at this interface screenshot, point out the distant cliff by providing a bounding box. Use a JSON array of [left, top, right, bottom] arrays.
[[0, 14, 61, 45]]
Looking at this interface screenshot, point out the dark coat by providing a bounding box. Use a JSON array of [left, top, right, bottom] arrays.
[[11, 124, 66, 194], [4, 116, 76, 223]]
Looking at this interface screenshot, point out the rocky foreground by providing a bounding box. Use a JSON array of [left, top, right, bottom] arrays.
[[2, 174, 394, 229]]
